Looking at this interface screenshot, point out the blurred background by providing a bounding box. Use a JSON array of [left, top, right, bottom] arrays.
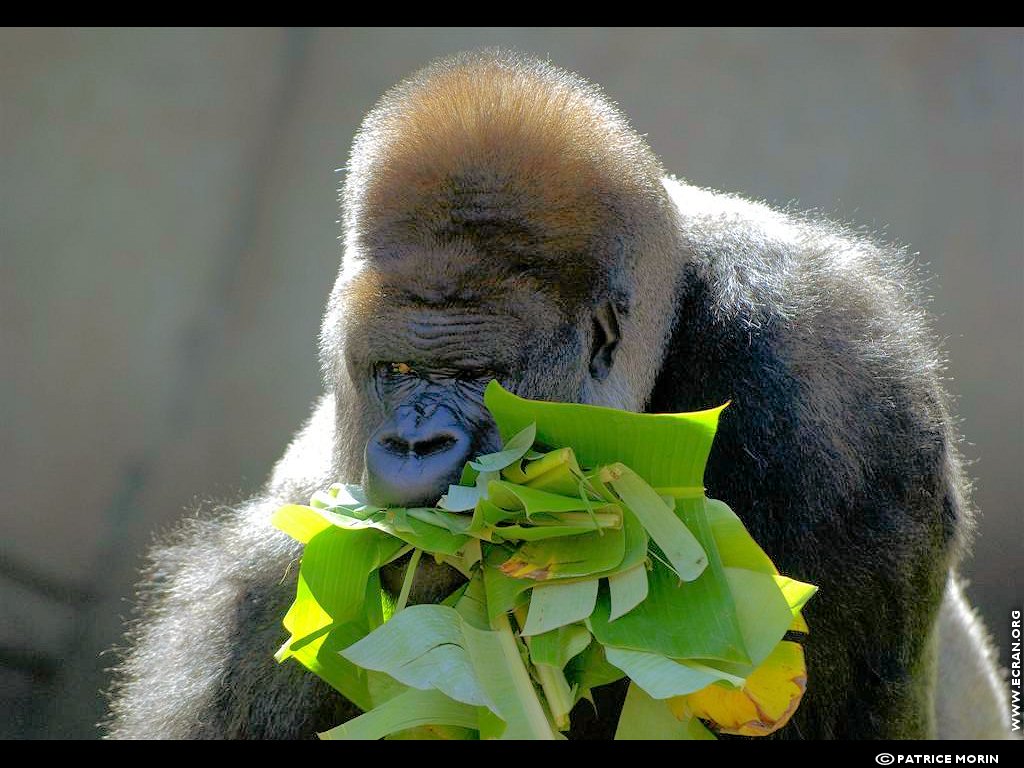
[[1, 28, 1020, 739]]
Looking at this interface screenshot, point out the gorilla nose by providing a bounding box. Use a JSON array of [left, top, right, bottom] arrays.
[[364, 413, 474, 508]]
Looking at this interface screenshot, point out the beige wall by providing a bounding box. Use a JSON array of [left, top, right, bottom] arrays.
[[1, 28, 1020, 738]]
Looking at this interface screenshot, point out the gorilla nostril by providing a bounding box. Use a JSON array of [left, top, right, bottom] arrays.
[[381, 435, 409, 455], [412, 434, 458, 458], [378, 433, 459, 458]]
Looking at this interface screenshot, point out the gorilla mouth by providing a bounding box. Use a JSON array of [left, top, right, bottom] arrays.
[[379, 549, 469, 606]]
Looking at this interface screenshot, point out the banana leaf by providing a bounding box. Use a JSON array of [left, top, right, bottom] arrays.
[[467, 423, 536, 473], [615, 682, 713, 740], [271, 380, 819, 739], [607, 564, 649, 621], [499, 525, 626, 581], [483, 380, 726, 488], [521, 578, 600, 636], [341, 603, 557, 739], [528, 624, 592, 668], [319, 688, 480, 740]]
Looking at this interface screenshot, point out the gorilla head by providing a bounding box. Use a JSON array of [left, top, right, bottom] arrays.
[[322, 53, 681, 509]]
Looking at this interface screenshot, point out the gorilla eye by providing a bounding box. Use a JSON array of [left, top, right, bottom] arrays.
[[455, 368, 491, 382], [372, 361, 417, 386]]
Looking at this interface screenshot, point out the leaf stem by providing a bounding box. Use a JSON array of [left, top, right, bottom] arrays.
[[534, 662, 575, 730], [490, 611, 558, 740], [394, 548, 422, 614]]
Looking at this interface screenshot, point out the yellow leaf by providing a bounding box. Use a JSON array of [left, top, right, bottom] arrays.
[[789, 611, 809, 633], [671, 640, 807, 737]]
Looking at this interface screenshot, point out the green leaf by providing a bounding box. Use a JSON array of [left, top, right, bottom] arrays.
[[564, 640, 625, 703], [482, 510, 649, 623], [589, 557, 749, 664], [319, 688, 479, 740], [774, 575, 818, 618], [340, 605, 490, 707], [438, 484, 480, 512], [271, 504, 335, 544], [607, 465, 707, 582], [605, 647, 745, 699], [589, 492, 751, 665], [685, 717, 718, 740], [499, 525, 626, 581], [484, 380, 726, 488], [610, 509, 651, 573], [477, 707, 507, 740], [521, 579, 600, 636], [490, 508, 620, 541], [482, 549, 536, 624], [469, 497, 518, 537], [280, 568, 396, 712], [275, 568, 333, 657], [533, 660, 575, 731], [272, 379, 823, 740], [615, 682, 703, 740], [528, 624, 592, 668], [276, 498, 470, 557], [453, 572, 490, 630], [726, 567, 797, 667], [439, 470, 498, 512], [508, 447, 588, 498], [286, 627, 373, 711], [375, 513, 470, 555], [492, 524, 605, 541], [309, 484, 370, 511], [487, 480, 597, 516], [407, 507, 473, 535], [703, 497, 776, 574], [468, 423, 537, 472], [339, 603, 559, 739], [607, 564, 649, 621], [278, 526, 405, 653]]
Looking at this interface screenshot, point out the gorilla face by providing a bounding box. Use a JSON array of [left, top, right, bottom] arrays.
[[343, 258, 624, 511], [335, 248, 625, 602], [363, 359, 501, 511]]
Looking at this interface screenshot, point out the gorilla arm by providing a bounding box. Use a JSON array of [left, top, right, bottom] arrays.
[[104, 394, 359, 739], [936, 576, 1015, 740]]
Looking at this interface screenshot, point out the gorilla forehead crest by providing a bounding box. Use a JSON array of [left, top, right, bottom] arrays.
[[343, 51, 665, 262]]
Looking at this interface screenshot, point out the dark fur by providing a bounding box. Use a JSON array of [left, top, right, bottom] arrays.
[[105, 51, 971, 740], [647, 201, 965, 738]]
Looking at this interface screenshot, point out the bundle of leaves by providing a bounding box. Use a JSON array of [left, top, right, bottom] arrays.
[[272, 381, 817, 740]]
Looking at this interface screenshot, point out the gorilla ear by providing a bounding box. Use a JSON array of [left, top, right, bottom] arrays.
[[589, 301, 621, 381]]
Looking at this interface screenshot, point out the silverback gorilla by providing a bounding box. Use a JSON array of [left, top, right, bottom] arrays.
[[105, 50, 1010, 740]]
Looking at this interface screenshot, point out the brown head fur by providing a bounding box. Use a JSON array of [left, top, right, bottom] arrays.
[[342, 50, 670, 290]]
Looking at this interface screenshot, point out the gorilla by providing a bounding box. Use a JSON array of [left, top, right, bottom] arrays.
[[105, 50, 1010, 740]]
